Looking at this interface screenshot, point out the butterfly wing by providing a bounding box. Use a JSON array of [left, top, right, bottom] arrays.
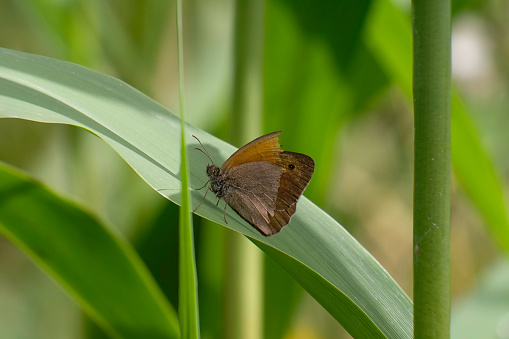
[[220, 131, 282, 172], [222, 149, 315, 236], [223, 161, 283, 236], [267, 151, 315, 233]]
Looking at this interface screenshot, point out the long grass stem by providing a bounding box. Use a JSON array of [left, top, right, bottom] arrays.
[[223, 0, 265, 338]]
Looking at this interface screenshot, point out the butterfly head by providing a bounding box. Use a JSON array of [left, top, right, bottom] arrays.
[[206, 164, 220, 179]]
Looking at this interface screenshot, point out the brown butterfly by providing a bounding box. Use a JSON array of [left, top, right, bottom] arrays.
[[195, 131, 315, 236]]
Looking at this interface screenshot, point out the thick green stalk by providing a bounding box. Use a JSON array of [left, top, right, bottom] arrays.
[[412, 0, 451, 338], [177, 0, 200, 337], [223, 0, 265, 338]]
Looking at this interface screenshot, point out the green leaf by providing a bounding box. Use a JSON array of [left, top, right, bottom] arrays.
[[0, 47, 412, 338], [0, 162, 179, 339], [450, 94, 509, 252]]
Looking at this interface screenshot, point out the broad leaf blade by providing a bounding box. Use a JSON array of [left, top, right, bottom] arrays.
[[0, 47, 413, 338], [0, 162, 179, 339]]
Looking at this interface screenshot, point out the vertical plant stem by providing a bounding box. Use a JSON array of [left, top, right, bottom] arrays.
[[224, 0, 265, 339], [412, 0, 451, 338], [230, 0, 264, 140], [176, 0, 200, 337]]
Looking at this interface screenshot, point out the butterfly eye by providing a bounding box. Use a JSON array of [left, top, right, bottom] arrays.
[[288, 164, 295, 170]]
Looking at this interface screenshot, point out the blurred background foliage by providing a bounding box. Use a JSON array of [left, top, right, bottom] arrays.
[[0, 0, 508, 338]]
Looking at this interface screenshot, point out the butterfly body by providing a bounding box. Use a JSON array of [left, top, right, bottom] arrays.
[[207, 164, 227, 198], [205, 131, 314, 236]]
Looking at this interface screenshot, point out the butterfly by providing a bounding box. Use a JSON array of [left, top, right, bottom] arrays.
[[195, 131, 315, 236]]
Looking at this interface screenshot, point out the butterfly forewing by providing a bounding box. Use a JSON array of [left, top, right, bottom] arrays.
[[221, 131, 282, 172]]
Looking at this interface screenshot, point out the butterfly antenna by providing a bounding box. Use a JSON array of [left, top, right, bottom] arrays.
[[192, 135, 214, 164], [193, 186, 210, 213]]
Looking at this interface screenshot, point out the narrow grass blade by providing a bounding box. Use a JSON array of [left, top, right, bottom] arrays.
[[176, 0, 201, 336], [178, 109, 200, 337]]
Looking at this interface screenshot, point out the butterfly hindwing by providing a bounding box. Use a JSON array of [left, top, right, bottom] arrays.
[[223, 161, 283, 235], [267, 151, 315, 232]]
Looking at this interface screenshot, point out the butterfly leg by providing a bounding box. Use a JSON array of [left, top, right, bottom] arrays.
[[193, 179, 210, 191], [223, 202, 228, 224], [193, 187, 210, 213]]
